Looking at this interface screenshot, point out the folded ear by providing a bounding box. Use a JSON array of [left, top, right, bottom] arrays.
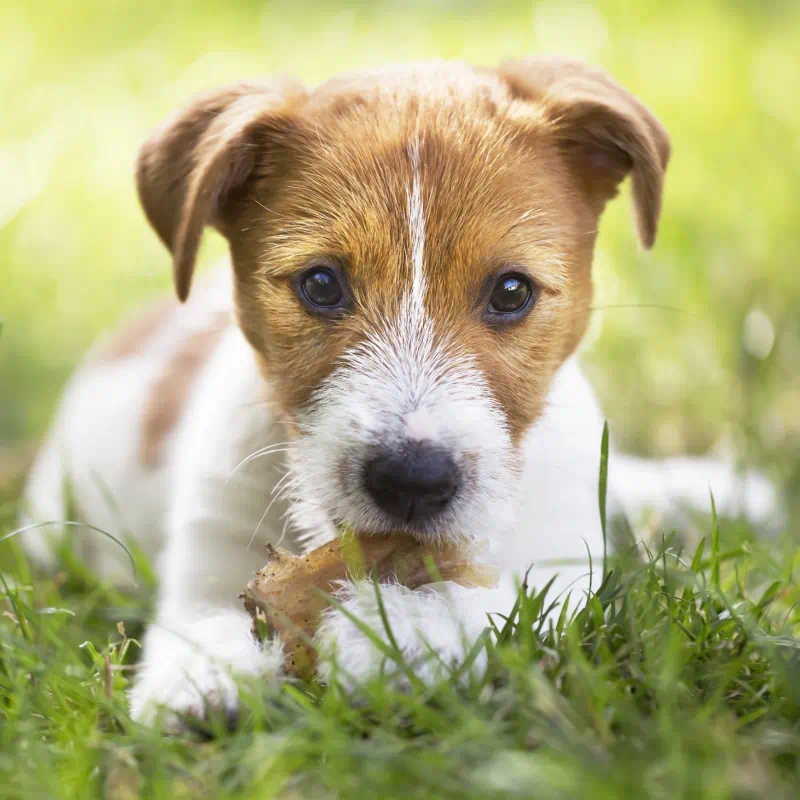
[[498, 57, 670, 248], [136, 78, 306, 301]]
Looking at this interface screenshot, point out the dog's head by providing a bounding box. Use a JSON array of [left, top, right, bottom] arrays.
[[137, 59, 669, 545]]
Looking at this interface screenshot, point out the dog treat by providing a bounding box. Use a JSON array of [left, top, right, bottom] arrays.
[[242, 533, 499, 678]]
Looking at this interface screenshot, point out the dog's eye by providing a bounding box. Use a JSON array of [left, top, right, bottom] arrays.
[[301, 268, 344, 308], [488, 274, 534, 316]]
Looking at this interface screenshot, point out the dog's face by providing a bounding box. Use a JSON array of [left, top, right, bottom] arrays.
[[137, 60, 669, 544]]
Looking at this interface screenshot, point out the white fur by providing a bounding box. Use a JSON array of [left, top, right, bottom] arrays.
[[315, 578, 520, 688], [405, 407, 440, 442], [127, 608, 282, 727], [407, 136, 426, 312]]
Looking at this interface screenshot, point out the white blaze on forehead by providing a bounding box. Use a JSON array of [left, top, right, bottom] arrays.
[[406, 138, 426, 318]]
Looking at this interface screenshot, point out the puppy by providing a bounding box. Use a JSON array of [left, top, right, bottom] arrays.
[[21, 59, 775, 725]]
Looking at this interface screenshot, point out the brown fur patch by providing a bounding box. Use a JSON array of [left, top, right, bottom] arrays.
[[139, 312, 231, 467]]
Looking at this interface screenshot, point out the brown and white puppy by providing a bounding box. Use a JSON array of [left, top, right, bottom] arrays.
[[22, 59, 774, 725]]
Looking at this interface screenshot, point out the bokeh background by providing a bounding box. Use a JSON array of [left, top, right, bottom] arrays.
[[2, 0, 798, 502]]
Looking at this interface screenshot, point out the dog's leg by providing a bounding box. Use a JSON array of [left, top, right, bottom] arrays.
[[128, 504, 286, 726], [128, 329, 295, 726], [128, 608, 282, 728]]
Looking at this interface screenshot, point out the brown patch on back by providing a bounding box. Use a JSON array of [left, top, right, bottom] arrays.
[[139, 312, 231, 468]]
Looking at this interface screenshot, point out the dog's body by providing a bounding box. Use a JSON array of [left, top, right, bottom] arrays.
[[22, 60, 774, 725]]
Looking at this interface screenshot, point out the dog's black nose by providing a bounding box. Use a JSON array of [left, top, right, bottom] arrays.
[[364, 443, 459, 524]]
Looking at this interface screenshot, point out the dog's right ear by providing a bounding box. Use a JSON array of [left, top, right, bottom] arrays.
[[497, 58, 670, 249], [136, 79, 306, 302]]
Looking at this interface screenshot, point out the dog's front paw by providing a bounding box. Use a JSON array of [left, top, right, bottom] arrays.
[[128, 653, 239, 730], [314, 581, 493, 688], [128, 610, 282, 729]]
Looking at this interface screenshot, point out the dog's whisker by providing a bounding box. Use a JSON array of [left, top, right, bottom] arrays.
[[226, 448, 291, 484], [246, 467, 302, 551], [276, 475, 309, 546], [278, 475, 310, 544], [277, 514, 293, 546], [276, 472, 307, 515], [270, 466, 299, 497], [226, 443, 294, 483], [246, 505, 274, 552]]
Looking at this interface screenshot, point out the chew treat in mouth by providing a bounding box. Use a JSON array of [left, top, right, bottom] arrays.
[[242, 531, 500, 678]]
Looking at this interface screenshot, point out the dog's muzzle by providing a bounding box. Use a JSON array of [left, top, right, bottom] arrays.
[[364, 441, 459, 524]]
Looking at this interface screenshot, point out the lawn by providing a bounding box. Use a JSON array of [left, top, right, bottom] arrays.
[[2, 469, 800, 798], [1, 0, 799, 797]]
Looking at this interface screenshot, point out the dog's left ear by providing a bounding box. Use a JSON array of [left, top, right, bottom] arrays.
[[498, 57, 670, 248], [137, 78, 307, 301]]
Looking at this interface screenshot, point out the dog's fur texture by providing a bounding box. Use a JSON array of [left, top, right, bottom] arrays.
[[22, 59, 776, 725]]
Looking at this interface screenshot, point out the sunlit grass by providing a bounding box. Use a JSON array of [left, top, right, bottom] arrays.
[[2, 473, 799, 797]]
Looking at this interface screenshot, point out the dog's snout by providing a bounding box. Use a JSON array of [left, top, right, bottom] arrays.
[[364, 442, 459, 524]]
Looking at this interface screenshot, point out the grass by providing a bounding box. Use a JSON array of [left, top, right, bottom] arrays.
[[2, 465, 800, 798], [2, 0, 800, 796]]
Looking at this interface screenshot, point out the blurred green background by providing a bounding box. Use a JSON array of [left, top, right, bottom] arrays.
[[2, 0, 798, 493]]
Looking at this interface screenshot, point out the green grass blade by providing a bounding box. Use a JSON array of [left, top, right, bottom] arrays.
[[598, 421, 609, 578], [709, 490, 720, 590]]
